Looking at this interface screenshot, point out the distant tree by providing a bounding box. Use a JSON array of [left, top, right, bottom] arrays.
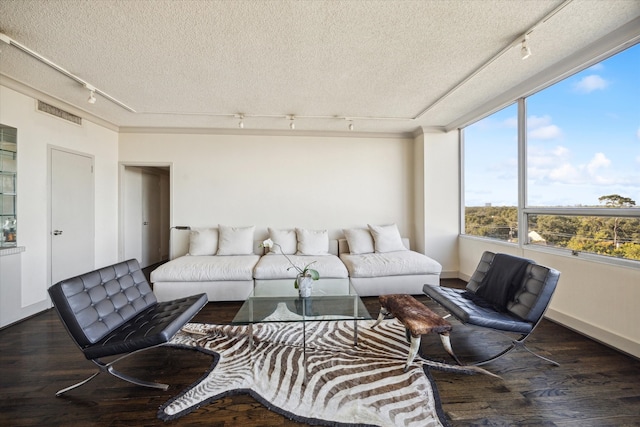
[[598, 194, 636, 208], [464, 200, 640, 261], [534, 215, 580, 246], [465, 206, 517, 241], [598, 194, 636, 248]]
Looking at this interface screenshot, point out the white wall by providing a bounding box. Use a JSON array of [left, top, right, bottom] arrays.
[[420, 129, 460, 277], [459, 236, 640, 358], [119, 132, 416, 242], [0, 84, 119, 325]]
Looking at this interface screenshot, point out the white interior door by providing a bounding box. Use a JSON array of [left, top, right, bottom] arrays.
[[50, 148, 94, 284], [123, 167, 142, 262], [141, 170, 161, 267]]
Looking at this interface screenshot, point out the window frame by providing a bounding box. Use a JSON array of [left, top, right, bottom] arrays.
[[460, 46, 640, 268]]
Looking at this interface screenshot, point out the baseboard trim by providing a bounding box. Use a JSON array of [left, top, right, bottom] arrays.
[[440, 270, 458, 279], [444, 272, 639, 360], [545, 308, 640, 360]]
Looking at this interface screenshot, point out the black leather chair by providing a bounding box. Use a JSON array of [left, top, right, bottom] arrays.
[[48, 259, 208, 396], [423, 251, 560, 366]]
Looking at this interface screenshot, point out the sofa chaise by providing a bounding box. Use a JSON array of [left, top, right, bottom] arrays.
[[339, 225, 442, 296], [151, 225, 261, 302]]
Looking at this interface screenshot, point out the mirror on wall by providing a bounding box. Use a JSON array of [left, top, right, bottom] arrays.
[[0, 125, 17, 248]]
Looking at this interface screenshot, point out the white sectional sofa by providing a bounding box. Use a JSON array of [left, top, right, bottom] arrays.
[[151, 224, 442, 302], [151, 225, 261, 302], [253, 228, 349, 289], [339, 224, 442, 296]]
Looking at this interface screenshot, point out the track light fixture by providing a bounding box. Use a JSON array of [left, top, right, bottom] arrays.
[[85, 84, 97, 104], [288, 115, 295, 130], [0, 33, 136, 112], [347, 119, 354, 131], [521, 35, 532, 60], [237, 113, 244, 129]]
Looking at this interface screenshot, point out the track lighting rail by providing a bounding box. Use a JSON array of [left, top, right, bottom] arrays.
[[0, 32, 137, 113]]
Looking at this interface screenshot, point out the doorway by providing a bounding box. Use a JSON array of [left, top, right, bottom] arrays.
[[121, 165, 170, 268], [50, 147, 95, 285]]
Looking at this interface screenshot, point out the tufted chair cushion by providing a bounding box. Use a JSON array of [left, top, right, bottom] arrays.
[[507, 263, 560, 323], [423, 251, 559, 334], [81, 294, 207, 359], [465, 251, 495, 293], [49, 259, 156, 347], [49, 259, 208, 360]]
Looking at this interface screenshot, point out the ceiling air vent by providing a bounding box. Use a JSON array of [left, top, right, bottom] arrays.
[[37, 100, 82, 125]]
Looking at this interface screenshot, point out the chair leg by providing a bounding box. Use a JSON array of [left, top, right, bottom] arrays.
[[520, 341, 560, 366], [106, 364, 169, 390], [55, 371, 101, 396], [55, 344, 170, 396], [471, 336, 559, 367]]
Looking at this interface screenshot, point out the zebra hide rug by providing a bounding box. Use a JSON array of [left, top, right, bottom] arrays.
[[158, 319, 484, 426]]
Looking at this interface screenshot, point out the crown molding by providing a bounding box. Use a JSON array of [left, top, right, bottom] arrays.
[[118, 126, 415, 139], [0, 74, 119, 132], [412, 126, 448, 138]]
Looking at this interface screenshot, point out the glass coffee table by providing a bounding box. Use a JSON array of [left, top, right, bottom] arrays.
[[232, 279, 372, 383]]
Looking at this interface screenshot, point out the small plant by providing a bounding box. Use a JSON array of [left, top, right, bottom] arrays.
[[261, 239, 319, 288]]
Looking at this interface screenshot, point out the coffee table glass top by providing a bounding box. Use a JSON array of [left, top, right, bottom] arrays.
[[232, 279, 372, 324]]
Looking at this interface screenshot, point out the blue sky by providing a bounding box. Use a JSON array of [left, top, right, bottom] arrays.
[[465, 42, 640, 207]]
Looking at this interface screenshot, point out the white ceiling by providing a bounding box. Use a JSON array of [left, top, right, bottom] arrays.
[[1, 0, 639, 135]]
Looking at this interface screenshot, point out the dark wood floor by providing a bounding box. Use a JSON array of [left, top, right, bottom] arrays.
[[1, 279, 639, 426]]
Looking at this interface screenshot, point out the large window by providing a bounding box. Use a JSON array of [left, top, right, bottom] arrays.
[[463, 43, 640, 263], [463, 104, 518, 242], [526, 48, 639, 208]]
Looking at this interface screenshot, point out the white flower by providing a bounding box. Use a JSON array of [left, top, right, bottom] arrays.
[[258, 238, 319, 289]]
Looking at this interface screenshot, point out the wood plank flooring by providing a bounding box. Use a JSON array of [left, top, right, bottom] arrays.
[[1, 279, 639, 426]]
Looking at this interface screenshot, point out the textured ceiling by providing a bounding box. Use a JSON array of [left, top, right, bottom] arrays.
[[1, 0, 639, 135]]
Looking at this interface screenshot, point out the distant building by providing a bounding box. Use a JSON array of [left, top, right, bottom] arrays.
[[528, 230, 546, 244]]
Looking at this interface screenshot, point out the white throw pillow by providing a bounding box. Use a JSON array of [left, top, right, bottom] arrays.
[[216, 225, 255, 255], [368, 223, 407, 253], [268, 228, 298, 255], [188, 227, 219, 256], [342, 228, 374, 254], [296, 228, 330, 255]]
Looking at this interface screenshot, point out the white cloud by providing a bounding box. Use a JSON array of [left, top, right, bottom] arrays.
[[549, 163, 580, 182], [527, 115, 552, 128], [527, 146, 621, 186], [527, 145, 569, 180], [527, 115, 563, 141], [502, 117, 517, 128], [529, 125, 562, 140], [574, 74, 609, 93], [553, 146, 570, 157], [475, 115, 517, 130], [586, 152, 611, 175]]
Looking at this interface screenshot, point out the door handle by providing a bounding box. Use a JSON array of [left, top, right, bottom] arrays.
[[53, 230, 63, 235], [143, 221, 150, 225]]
